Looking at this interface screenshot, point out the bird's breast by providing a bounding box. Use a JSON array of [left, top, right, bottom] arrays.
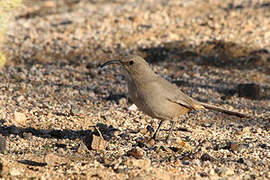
[[127, 80, 190, 120]]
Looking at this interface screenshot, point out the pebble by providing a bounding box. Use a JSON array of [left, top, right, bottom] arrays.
[[128, 104, 138, 111], [84, 134, 108, 151], [16, 95, 24, 103], [237, 158, 245, 164], [118, 97, 127, 105], [13, 111, 27, 125], [182, 160, 191, 165], [228, 142, 246, 152], [201, 153, 214, 162], [236, 83, 262, 99], [127, 147, 144, 159]]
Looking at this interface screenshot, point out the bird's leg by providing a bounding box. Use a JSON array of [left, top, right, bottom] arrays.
[[165, 120, 175, 143], [151, 119, 164, 140]]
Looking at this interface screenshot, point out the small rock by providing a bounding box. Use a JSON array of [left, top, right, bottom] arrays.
[[182, 160, 191, 165], [256, 127, 262, 134], [237, 158, 244, 164], [103, 157, 114, 166], [209, 168, 216, 175], [176, 138, 186, 148], [237, 83, 262, 99], [84, 134, 108, 151], [199, 172, 208, 177], [171, 138, 192, 152], [16, 95, 24, 103], [148, 138, 156, 146], [118, 97, 127, 105], [228, 142, 245, 152], [139, 127, 148, 135], [259, 143, 267, 149], [127, 147, 144, 159], [13, 111, 27, 125], [128, 104, 138, 111], [77, 142, 90, 153], [201, 153, 214, 161]]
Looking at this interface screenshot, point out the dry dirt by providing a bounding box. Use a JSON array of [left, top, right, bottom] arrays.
[[0, 0, 270, 179]]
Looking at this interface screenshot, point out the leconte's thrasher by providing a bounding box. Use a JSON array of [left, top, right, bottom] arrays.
[[100, 55, 247, 142]]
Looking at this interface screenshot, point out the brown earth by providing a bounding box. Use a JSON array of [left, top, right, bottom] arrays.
[[0, 0, 269, 179]]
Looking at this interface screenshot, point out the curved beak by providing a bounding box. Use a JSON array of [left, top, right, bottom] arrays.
[[99, 60, 121, 68]]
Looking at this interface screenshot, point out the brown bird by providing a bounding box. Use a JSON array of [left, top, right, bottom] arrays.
[[100, 55, 247, 142]]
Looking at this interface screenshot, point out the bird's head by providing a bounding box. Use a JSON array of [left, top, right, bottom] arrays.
[[100, 55, 154, 79]]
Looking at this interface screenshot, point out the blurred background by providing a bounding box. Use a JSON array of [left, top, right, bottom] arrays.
[[1, 0, 270, 72]]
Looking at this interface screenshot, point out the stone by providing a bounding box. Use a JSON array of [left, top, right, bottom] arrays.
[[201, 153, 214, 162], [13, 111, 27, 125], [237, 83, 262, 99], [128, 104, 138, 111], [84, 133, 108, 151], [127, 147, 144, 159]]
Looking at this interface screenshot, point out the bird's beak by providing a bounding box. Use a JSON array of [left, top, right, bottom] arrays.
[[99, 60, 121, 68]]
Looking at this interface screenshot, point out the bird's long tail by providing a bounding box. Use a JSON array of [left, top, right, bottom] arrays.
[[199, 102, 248, 118]]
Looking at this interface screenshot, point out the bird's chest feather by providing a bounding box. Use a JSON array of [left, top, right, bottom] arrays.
[[128, 80, 178, 119]]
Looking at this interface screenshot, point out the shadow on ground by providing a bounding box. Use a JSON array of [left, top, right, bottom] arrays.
[[0, 123, 118, 140], [137, 40, 270, 74]]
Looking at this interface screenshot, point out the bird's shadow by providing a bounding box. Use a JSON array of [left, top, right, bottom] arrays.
[[0, 123, 118, 141]]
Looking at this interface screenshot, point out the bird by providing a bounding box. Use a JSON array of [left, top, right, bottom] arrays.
[[100, 55, 248, 142]]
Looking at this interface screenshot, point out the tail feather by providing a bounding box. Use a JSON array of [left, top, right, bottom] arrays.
[[199, 102, 248, 118]]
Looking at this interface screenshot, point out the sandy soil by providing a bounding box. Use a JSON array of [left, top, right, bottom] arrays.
[[0, 0, 269, 179]]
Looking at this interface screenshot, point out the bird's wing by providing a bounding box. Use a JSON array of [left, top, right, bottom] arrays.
[[159, 77, 204, 110]]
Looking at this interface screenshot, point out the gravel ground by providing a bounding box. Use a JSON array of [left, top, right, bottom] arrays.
[[0, 0, 269, 179]]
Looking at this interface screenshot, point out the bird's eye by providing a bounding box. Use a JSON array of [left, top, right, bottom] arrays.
[[129, 60, 134, 65]]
